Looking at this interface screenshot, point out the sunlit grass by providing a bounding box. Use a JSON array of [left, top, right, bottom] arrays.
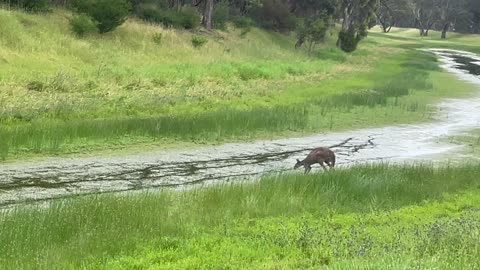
[[1, 164, 479, 269]]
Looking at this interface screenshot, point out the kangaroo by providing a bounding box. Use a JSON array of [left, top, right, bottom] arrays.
[[294, 147, 335, 174]]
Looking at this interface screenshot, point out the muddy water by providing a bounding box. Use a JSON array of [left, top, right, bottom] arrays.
[[0, 49, 479, 207]]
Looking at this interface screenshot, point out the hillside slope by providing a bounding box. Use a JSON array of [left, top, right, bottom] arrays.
[[0, 8, 479, 160]]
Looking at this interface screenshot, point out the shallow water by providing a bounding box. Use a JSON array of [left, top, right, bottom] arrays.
[[0, 49, 479, 207]]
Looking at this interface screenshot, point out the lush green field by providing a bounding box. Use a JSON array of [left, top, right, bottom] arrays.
[[1, 164, 479, 269], [1, 9, 479, 160]]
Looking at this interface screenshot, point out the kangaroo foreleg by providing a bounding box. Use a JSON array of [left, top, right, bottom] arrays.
[[320, 162, 328, 171]]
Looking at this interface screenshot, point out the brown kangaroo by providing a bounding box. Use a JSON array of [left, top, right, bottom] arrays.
[[294, 147, 335, 174]]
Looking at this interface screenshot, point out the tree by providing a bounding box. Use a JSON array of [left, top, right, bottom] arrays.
[[375, 0, 398, 32], [72, 0, 132, 33], [293, 0, 337, 49], [203, 0, 214, 30], [262, 0, 296, 32], [404, 0, 439, 36], [1, 0, 51, 12], [296, 16, 330, 52], [471, 0, 480, 33], [437, 0, 468, 39], [336, 0, 379, 52]]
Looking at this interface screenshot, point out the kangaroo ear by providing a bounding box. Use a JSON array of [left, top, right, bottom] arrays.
[[296, 159, 300, 163]]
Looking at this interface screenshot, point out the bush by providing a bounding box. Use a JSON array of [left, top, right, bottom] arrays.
[[26, 81, 45, 92], [191, 36, 207, 48], [337, 30, 358, 53], [213, 1, 229, 29], [231, 16, 254, 29], [1, 0, 50, 12], [152, 32, 162, 44], [180, 7, 200, 29], [72, 0, 132, 33], [261, 0, 296, 32], [136, 4, 200, 29], [69, 15, 98, 37]]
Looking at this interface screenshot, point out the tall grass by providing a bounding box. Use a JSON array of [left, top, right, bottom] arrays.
[[0, 164, 479, 269], [0, 47, 452, 159], [0, 106, 309, 158], [1, 9, 480, 159]]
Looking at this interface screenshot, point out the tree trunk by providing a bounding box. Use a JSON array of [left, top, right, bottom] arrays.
[[441, 23, 449, 39], [424, 21, 435, 37], [380, 20, 388, 33], [419, 28, 425, 36], [386, 24, 393, 33], [337, 5, 352, 48], [203, 0, 214, 30]]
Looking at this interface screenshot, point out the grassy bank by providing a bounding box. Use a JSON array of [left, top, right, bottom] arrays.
[[447, 129, 480, 158], [1, 164, 480, 269], [1, 9, 480, 160]]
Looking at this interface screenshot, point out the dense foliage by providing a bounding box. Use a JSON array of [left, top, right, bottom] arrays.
[[71, 0, 131, 33], [1, 0, 480, 49]]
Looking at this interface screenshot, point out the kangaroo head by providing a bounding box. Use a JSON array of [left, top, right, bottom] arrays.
[[294, 159, 304, 169]]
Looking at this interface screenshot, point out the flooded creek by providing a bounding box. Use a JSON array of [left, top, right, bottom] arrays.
[[0, 49, 479, 207]]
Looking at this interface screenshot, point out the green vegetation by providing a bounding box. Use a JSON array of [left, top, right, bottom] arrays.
[[1, 8, 479, 161], [1, 164, 479, 269], [0, 0, 50, 12], [71, 0, 131, 33], [136, 4, 200, 29], [1, 2, 480, 269], [69, 14, 98, 37], [446, 129, 480, 158]]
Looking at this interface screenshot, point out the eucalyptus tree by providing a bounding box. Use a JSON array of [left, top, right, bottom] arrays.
[[336, 0, 379, 52], [293, 0, 338, 49]]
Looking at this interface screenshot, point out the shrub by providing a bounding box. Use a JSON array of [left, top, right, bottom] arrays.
[[180, 7, 200, 29], [261, 0, 296, 32], [69, 15, 98, 37], [231, 16, 254, 28], [152, 32, 162, 44], [22, 0, 50, 12], [309, 18, 328, 43], [1, 0, 50, 12], [26, 81, 45, 92], [337, 30, 358, 53], [72, 0, 132, 33], [191, 36, 207, 48], [213, 1, 229, 29], [136, 4, 200, 29]]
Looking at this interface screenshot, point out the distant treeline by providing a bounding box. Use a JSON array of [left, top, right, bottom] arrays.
[[376, 0, 480, 37], [1, 0, 479, 51]]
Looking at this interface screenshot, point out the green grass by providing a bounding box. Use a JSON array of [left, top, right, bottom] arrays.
[[446, 129, 480, 158], [0, 49, 474, 160], [1, 9, 480, 160], [369, 26, 480, 54], [1, 164, 480, 269]]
